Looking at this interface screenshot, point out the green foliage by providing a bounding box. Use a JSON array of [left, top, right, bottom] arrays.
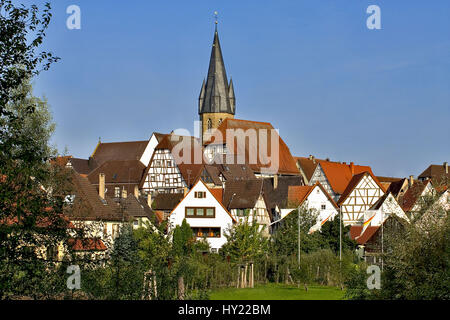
[[378, 212, 450, 299], [81, 224, 144, 300], [172, 219, 195, 258], [222, 219, 269, 264], [345, 193, 450, 300], [344, 263, 373, 300], [0, 1, 70, 299], [0, 0, 59, 117]]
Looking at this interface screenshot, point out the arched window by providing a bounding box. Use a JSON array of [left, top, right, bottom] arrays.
[[207, 118, 212, 129], [218, 118, 223, 126]]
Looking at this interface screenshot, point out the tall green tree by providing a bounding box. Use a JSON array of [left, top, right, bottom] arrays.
[[0, 1, 66, 299]]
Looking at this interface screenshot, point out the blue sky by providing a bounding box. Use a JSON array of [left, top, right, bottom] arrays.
[[25, 0, 449, 178]]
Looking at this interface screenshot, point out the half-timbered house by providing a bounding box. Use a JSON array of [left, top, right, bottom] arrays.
[[309, 160, 376, 202], [222, 179, 272, 236], [337, 171, 385, 225], [140, 134, 204, 195]]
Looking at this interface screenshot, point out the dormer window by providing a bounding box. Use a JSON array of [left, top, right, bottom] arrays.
[[195, 191, 206, 198]]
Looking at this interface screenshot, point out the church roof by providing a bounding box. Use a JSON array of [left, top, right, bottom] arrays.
[[199, 29, 235, 115], [204, 118, 300, 175]]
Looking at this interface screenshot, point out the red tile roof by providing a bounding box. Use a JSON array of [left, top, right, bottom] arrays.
[[349, 225, 379, 245], [205, 118, 300, 175], [294, 156, 336, 181], [288, 182, 339, 209], [288, 185, 314, 206], [87, 160, 146, 184], [91, 140, 149, 165], [209, 188, 223, 205], [400, 180, 431, 212], [318, 161, 377, 195], [68, 238, 107, 251]]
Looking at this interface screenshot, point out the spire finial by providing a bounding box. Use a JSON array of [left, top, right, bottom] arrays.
[[214, 11, 218, 30]]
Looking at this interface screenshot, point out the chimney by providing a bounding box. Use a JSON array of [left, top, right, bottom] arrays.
[[444, 162, 448, 174], [183, 187, 188, 197], [273, 174, 278, 189], [147, 193, 152, 207], [409, 175, 414, 187], [99, 173, 105, 199], [350, 162, 355, 176], [122, 188, 127, 199], [134, 185, 140, 198]]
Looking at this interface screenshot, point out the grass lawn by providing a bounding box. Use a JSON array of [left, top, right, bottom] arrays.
[[209, 283, 345, 300]]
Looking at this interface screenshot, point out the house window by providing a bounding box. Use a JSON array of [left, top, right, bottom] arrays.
[[321, 204, 326, 210], [195, 191, 206, 198], [236, 209, 249, 217], [185, 207, 215, 218], [133, 220, 139, 227], [114, 187, 120, 198], [192, 227, 221, 238], [46, 246, 58, 261]]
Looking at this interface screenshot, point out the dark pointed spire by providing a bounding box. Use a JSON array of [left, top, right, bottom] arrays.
[[228, 77, 235, 114], [198, 28, 235, 115], [198, 78, 206, 113]]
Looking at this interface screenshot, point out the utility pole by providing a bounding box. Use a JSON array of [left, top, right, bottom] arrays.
[[339, 206, 342, 261], [297, 205, 301, 268], [339, 205, 343, 290], [381, 210, 384, 271]]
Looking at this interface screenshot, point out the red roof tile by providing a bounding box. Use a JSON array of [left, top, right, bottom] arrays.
[[68, 238, 107, 251], [349, 225, 380, 245], [205, 118, 299, 175], [320, 161, 376, 195]]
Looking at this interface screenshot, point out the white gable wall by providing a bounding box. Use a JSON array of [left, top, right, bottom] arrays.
[[304, 185, 338, 225], [309, 164, 337, 201], [169, 181, 234, 250], [364, 193, 409, 227], [341, 175, 384, 225], [139, 133, 159, 166]]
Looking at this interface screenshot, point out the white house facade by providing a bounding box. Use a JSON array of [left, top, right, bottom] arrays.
[[169, 179, 236, 251]]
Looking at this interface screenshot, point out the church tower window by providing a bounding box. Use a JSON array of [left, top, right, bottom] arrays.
[[207, 118, 212, 130]]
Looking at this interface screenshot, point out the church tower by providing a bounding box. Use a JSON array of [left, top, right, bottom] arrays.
[[199, 25, 235, 144]]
